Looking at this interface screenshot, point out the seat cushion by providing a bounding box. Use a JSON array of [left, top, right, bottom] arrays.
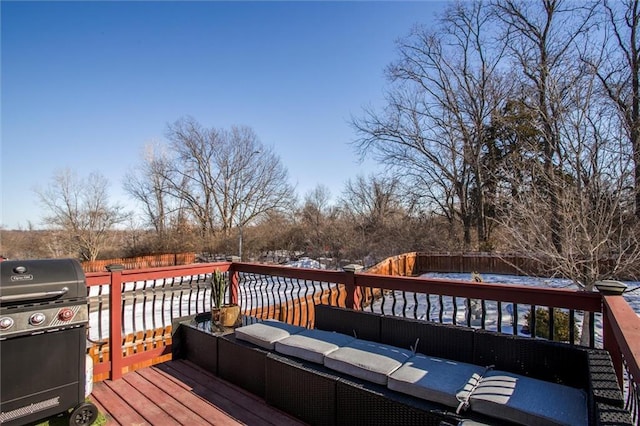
[[234, 320, 305, 350], [387, 354, 485, 409], [323, 339, 413, 385], [275, 329, 356, 364], [468, 370, 588, 426]]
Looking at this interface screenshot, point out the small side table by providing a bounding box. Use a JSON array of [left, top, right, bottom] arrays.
[[177, 313, 260, 376]]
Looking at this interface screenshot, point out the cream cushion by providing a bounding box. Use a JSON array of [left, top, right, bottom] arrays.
[[234, 320, 305, 350], [275, 329, 356, 364], [388, 354, 485, 409], [468, 370, 588, 426], [323, 339, 413, 385]]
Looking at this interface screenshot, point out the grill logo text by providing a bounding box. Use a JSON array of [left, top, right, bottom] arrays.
[[10, 274, 33, 282]]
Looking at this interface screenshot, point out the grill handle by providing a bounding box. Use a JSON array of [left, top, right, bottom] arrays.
[[0, 287, 69, 303]]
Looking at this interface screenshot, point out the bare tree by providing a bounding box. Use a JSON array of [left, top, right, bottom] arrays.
[[301, 185, 333, 226], [340, 175, 405, 230], [124, 143, 179, 237], [583, 0, 640, 217], [339, 174, 409, 262], [297, 184, 349, 257], [493, 0, 598, 253], [352, 1, 509, 249], [496, 58, 640, 345], [36, 169, 129, 261], [164, 117, 295, 246], [252, 210, 303, 259], [298, 185, 338, 257]]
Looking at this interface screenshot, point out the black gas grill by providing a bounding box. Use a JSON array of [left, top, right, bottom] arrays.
[[0, 259, 98, 426]]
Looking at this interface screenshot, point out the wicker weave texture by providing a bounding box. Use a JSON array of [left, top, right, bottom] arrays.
[[314, 304, 381, 341], [335, 378, 449, 426], [181, 325, 219, 375], [380, 315, 475, 363], [265, 353, 338, 425], [217, 334, 267, 398], [594, 401, 634, 425], [473, 328, 587, 387]]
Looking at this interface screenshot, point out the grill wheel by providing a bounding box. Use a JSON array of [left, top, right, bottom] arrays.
[[69, 401, 98, 426]]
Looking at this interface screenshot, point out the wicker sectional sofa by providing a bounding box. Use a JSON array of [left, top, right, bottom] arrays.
[[187, 305, 633, 425]]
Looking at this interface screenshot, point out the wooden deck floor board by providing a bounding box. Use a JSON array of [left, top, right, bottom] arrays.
[[157, 360, 302, 426], [133, 367, 233, 425], [105, 376, 182, 426], [122, 369, 212, 425], [90, 360, 307, 426], [90, 379, 148, 426], [141, 362, 259, 425]]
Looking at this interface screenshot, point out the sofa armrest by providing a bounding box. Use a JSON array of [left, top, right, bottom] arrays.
[[594, 401, 634, 425], [586, 349, 625, 408]]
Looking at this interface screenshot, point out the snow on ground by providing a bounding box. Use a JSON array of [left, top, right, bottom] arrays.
[[286, 257, 326, 269], [422, 272, 640, 315]]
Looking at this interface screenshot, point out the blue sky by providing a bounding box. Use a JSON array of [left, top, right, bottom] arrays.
[[1, 1, 445, 230]]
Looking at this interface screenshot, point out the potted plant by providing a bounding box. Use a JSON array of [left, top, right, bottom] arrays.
[[210, 269, 241, 327]]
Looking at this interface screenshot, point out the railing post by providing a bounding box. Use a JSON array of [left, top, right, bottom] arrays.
[[602, 306, 624, 385], [342, 264, 363, 310], [596, 280, 628, 387], [106, 264, 124, 381], [227, 257, 240, 305]]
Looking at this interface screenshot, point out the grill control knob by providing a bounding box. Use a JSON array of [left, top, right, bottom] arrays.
[[58, 308, 74, 321], [29, 313, 46, 326], [0, 317, 13, 330]]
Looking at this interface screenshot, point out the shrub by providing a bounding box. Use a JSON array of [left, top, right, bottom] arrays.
[[525, 307, 579, 343]]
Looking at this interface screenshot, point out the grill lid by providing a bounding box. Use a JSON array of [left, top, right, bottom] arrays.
[[0, 259, 86, 305]]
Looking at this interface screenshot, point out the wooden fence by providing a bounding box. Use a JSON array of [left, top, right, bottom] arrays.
[[82, 252, 546, 275], [368, 252, 554, 277], [414, 252, 546, 275], [82, 253, 196, 272]]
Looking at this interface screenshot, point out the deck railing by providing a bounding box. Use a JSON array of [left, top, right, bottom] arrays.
[[85, 258, 640, 422]]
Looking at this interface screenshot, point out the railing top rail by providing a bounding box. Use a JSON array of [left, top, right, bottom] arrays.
[[231, 262, 346, 282], [415, 251, 532, 256], [85, 272, 111, 286], [357, 272, 603, 313], [119, 262, 230, 280], [85, 262, 231, 285], [603, 295, 640, 381]]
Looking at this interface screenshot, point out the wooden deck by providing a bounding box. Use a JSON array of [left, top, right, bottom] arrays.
[[90, 359, 307, 425]]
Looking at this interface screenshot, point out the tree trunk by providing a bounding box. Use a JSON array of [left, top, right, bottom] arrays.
[[579, 312, 591, 347]]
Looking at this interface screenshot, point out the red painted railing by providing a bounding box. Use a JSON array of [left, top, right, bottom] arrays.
[[85, 259, 640, 420], [85, 262, 232, 381], [602, 294, 640, 404]]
